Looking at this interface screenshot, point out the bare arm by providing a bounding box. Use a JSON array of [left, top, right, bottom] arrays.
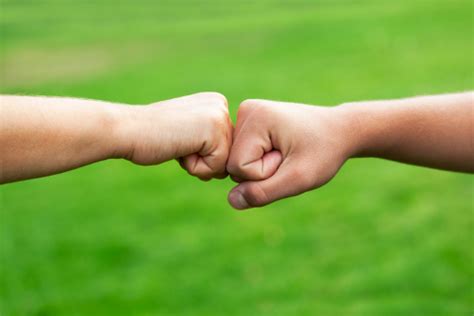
[[343, 92, 473, 172], [0, 93, 232, 183], [0, 96, 125, 182], [227, 92, 473, 210]]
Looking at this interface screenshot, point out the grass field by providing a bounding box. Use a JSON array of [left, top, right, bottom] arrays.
[[0, 0, 473, 315]]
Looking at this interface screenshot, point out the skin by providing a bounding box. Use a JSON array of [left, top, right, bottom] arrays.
[[1, 91, 472, 210], [227, 92, 474, 210], [0, 92, 232, 183]]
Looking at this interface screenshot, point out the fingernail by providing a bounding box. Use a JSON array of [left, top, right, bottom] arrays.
[[229, 191, 249, 210]]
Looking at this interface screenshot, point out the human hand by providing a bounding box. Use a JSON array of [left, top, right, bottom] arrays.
[[226, 99, 357, 209], [4, 92, 467, 185], [119, 92, 233, 180]]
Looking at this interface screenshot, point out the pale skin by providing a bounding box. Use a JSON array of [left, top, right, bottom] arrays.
[[0, 92, 233, 183], [227, 92, 473, 209], [1, 92, 472, 211]]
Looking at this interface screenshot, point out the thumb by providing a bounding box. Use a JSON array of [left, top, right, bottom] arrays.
[[227, 157, 313, 210]]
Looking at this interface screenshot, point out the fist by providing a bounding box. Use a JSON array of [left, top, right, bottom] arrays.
[[227, 99, 355, 209], [121, 92, 233, 180]]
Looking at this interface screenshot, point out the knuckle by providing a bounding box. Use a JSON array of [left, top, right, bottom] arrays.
[[201, 92, 228, 107], [204, 153, 228, 177], [209, 104, 230, 123], [238, 99, 270, 119], [239, 99, 258, 111], [209, 117, 231, 144], [213, 152, 229, 170]]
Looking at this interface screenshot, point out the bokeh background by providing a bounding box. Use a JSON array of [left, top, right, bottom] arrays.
[[1, 0, 473, 315]]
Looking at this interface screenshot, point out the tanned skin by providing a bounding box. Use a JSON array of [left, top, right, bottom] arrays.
[[227, 92, 473, 209]]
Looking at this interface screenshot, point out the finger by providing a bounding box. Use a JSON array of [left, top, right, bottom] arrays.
[[227, 104, 282, 181], [181, 152, 225, 180], [228, 157, 313, 210], [178, 157, 213, 179], [197, 125, 232, 179], [181, 107, 233, 180], [231, 150, 283, 181], [182, 130, 231, 180]]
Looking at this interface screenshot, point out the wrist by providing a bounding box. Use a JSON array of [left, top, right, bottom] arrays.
[[103, 103, 141, 160], [337, 100, 404, 159], [334, 101, 376, 158]]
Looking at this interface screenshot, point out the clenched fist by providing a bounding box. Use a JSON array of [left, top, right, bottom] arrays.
[[0, 92, 233, 183], [119, 92, 233, 180], [2, 92, 471, 186], [226, 93, 474, 210], [227, 99, 355, 209]]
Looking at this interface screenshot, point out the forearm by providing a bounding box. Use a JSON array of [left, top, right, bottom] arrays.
[[0, 95, 129, 183], [340, 92, 474, 172], [0, 92, 232, 184]]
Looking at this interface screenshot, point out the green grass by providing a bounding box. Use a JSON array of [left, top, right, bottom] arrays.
[[1, 0, 473, 315]]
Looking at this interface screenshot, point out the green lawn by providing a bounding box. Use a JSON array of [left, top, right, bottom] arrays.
[[1, 0, 473, 315]]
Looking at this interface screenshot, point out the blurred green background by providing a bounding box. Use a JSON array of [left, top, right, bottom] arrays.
[[0, 0, 473, 315]]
